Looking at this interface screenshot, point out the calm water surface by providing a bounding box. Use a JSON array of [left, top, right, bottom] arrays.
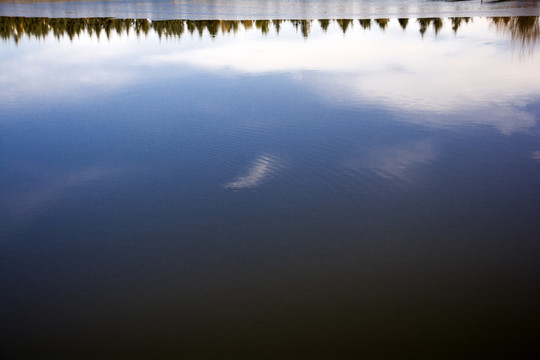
[[1, 0, 540, 19], [1, 9, 540, 359]]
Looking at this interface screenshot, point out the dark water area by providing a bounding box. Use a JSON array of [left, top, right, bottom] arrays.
[[1, 5, 540, 360]]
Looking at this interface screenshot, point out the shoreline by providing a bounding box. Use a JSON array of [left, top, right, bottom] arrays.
[[1, 0, 540, 20]]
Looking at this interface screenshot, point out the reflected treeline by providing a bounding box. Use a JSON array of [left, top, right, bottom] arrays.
[[1, 16, 539, 46], [491, 16, 539, 52]]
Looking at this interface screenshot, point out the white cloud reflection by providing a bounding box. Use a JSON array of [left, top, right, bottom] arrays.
[[345, 140, 436, 181], [1, 18, 539, 134], [0, 35, 143, 104], [2, 166, 115, 219], [145, 19, 540, 134], [224, 155, 280, 189]]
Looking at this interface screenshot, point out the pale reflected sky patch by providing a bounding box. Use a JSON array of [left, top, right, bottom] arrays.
[[224, 154, 280, 189], [1, 19, 539, 134], [0, 35, 144, 104], [145, 18, 540, 134], [345, 140, 436, 181], [1, 166, 116, 219]]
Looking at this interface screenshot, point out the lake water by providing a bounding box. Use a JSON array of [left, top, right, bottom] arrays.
[[1, 1, 540, 359], [1, 0, 540, 19]]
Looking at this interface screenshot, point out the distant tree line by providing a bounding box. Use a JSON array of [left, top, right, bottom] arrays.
[[0, 16, 538, 46]]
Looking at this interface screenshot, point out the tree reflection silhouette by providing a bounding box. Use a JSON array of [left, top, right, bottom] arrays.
[[255, 20, 271, 35], [194, 20, 205, 37], [291, 20, 312, 37], [0, 16, 538, 52], [398, 18, 409, 30], [319, 19, 330, 32], [491, 16, 539, 53], [433, 18, 443, 34], [418, 18, 432, 36], [206, 20, 221, 37], [450, 17, 470, 33], [185, 20, 196, 35], [375, 18, 389, 30], [241, 20, 253, 30], [359, 19, 371, 30], [336, 19, 353, 34], [154, 20, 185, 39], [272, 19, 282, 34], [223, 20, 240, 34], [135, 19, 150, 37]]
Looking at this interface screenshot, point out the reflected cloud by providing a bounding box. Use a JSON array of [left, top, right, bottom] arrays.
[[146, 18, 539, 134], [2, 166, 116, 219], [1, 17, 539, 135], [0, 34, 141, 104], [224, 155, 280, 189], [345, 140, 436, 181], [531, 151, 540, 161]]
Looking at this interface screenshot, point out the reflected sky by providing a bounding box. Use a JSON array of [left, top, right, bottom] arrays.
[[1, 16, 539, 134], [345, 140, 437, 181], [2, 12, 540, 360]]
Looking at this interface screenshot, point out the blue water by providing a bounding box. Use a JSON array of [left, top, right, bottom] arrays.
[[1, 12, 540, 359]]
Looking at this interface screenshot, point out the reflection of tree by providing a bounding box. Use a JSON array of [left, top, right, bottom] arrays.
[[433, 18, 443, 35], [0, 16, 538, 46], [375, 18, 389, 31], [358, 19, 371, 30], [256, 20, 271, 35], [398, 18, 409, 30], [417, 18, 431, 36], [336, 19, 353, 34], [490, 16, 540, 53], [154, 20, 184, 38], [319, 19, 330, 32], [206, 20, 221, 37], [135, 19, 150, 37], [0, 17, 135, 42], [87, 18, 101, 38], [186, 20, 196, 35], [220, 20, 239, 34], [291, 20, 312, 38], [417, 18, 443, 36], [272, 20, 282, 34], [241, 20, 253, 30], [450, 17, 470, 33], [194, 20, 205, 37]]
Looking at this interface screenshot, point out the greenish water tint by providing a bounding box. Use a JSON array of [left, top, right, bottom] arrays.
[[1, 12, 540, 360]]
